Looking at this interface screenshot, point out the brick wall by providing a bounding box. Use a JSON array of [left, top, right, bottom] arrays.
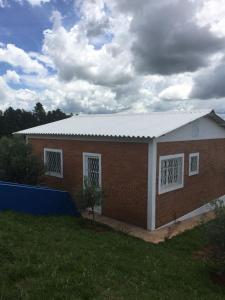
[[156, 139, 225, 227], [29, 138, 149, 228]]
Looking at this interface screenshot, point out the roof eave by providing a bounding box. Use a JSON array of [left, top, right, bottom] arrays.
[[18, 132, 153, 143], [208, 110, 225, 127]]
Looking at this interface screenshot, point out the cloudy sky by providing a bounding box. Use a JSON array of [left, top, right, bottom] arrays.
[[0, 0, 225, 114]]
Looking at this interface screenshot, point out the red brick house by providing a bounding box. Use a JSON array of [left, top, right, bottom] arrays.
[[16, 110, 225, 230]]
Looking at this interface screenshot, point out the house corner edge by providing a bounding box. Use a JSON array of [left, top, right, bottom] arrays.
[[147, 138, 157, 231]]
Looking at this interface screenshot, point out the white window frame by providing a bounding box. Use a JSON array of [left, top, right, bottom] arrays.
[[44, 148, 63, 178], [82, 152, 102, 187], [189, 152, 199, 176], [158, 153, 184, 195]]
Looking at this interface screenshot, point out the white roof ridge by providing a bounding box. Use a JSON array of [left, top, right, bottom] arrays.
[[74, 109, 212, 118]]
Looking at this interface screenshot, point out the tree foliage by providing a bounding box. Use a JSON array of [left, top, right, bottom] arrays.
[[0, 102, 71, 137], [0, 136, 43, 185], [76, 178, 103, 220], [204, 199, 225, 274]]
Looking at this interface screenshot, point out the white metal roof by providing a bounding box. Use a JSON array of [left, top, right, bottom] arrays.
[[15, 110, 224, 139]]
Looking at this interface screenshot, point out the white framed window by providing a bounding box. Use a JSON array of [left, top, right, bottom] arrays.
[[158, 153, 184, 194], [83, 153, 101, 187], [189, 153, 199, 176], [44, 148, 63, 178]]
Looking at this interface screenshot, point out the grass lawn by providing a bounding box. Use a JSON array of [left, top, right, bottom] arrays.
[[0, 212, 224, 300]]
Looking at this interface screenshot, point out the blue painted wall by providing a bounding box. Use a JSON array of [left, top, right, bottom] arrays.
[[0, 181, 80, 216]]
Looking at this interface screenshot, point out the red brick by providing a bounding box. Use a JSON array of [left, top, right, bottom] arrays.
[[29, 138, 148, 228], [156, 139, 225, 227], [29, 137, 225, 230]]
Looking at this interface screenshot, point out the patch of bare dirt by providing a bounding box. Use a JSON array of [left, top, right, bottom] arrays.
[[85, 223, 109, 232], [193, 246, 225, 287], [192, 245, 213, 260], [210, 272, 225, 287]]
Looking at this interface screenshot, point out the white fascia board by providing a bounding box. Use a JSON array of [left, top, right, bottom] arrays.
[[26, 134, 150, 144]]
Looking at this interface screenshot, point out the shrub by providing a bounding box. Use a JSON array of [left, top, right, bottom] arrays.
[[76, 178, 103, 220], [0, 136, 43, 185], [204, 199, 225, 274]]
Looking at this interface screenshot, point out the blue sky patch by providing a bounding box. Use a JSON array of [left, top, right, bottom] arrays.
[[0, 0, 79, 52]]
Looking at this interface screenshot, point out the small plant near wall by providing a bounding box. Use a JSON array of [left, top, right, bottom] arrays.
[[204, 199, 225, 285], [76, 177, 103, 221], [0, 136, 43, 185]]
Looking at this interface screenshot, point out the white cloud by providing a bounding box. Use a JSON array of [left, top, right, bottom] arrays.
[[159, 84, 192, 101], [0, 76, 38, 111], [4, 70, 20, 83], [197, 0, 225, 37], [0, 44, 47, 75], [29, 51, 54, 69], [1, 0, 225, 114], [26, 0, 50, 5], [42, 8, 133, 85], [0, 0, 50, 7], [0, 0, 9, 7], [0, 77, 10, 104]]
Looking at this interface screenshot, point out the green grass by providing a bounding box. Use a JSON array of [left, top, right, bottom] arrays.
[[0, 212, 224, 300]]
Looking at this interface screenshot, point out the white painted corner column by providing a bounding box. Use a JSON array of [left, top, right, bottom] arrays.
[[147, 138, 157, 231]]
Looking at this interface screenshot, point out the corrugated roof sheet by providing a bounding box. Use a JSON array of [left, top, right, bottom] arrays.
[[15, 110, 223, 139]]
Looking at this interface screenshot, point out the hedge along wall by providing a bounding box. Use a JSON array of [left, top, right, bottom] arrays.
[[0, 181, 80, 216]]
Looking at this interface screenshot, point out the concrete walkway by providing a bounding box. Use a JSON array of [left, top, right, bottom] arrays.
[[82, 211, 215, 244]]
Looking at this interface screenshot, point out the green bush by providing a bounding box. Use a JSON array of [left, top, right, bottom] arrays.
[[76, 178, 103, 220], [0, 136, 43, 185], [204, 199, 225, 274]]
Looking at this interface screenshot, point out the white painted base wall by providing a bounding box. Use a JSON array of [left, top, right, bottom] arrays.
[[158, 195, 225, 230]]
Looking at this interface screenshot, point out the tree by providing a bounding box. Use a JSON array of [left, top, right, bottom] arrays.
[[46, 108, 70, 123], [0, 102, 70, 138], [0, 110, 3, 137], [0, 136, 43, 185], [2, 107, 19, 135], [204, 199, 225, 275], [76, 178, 103, 221], [33, 102, 47, 125]]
